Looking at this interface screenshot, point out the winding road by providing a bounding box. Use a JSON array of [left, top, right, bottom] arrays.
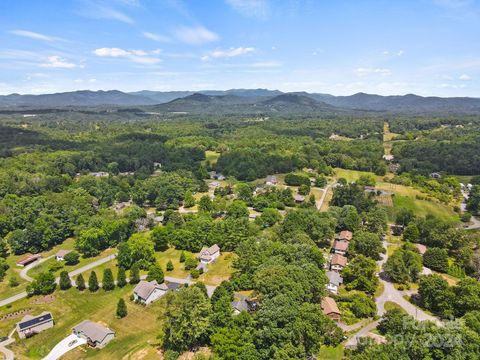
[[316, 183, 333, 211], [0, 254, 117, 308], [345, 240, 440, 348]]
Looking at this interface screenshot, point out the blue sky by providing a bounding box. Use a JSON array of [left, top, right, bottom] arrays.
[[0, 0, 479, 96]]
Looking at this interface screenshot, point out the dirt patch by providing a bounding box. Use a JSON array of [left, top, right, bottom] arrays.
[[178, 347, 212, 360], [30, 295, 55, 305]]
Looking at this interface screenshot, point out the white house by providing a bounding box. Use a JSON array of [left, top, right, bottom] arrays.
[[326, 271, 343, 295], [199, 244, 220, 264], [133, 280, 168, 305], [55, 250, 71, 262], [72, 320, 115, 348]]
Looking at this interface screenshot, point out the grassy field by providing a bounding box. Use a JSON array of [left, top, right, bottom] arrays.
[[2, 286, 163, 359], [0, 239, 81, 300], [198, 252, 236, 286], [333, 168, 459, 224], [203, 150, 220, 165], [27, 247, 117, 280], [317, 344, 344, 360]]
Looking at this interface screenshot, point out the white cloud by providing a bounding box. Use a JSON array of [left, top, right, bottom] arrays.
[[40, 56, 82, 69], [9, 30, 59, 42], [78, 1, 134, 24], [383, 51, 390, 55], [355, 68, 392, 77], [226, 0, 269, 19], [94, 48, 130, 57], [174, 26, 219, 44], [143, 31, 172, 43], [74, 78, 97, 83], [459, 74, 471, 80], [93, 47, 161, 64], [397, 50, 404, 56], [201, 47, 255, 60]]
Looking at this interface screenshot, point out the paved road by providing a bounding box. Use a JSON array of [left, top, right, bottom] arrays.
[[0, 334, 15, 360], [461, 191, 480, 230], [20, 255, 54, 282], [0, 254, 117, 308], [316, 184, 333, 211], [345, 240, 440, 348]]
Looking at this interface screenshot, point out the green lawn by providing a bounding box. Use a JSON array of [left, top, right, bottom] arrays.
[[27, 247, 117, 280], [203, 150, 220, 165], [198, 252, 236, 286], [384, 301, 407, 313], [2, 286, 163, 359], [392, 195, 459, 224], [317, 344, 344, 360], [0, 239, 81, 300]]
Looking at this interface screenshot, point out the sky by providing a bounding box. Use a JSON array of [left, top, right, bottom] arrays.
[[0, 0, 479, 96]]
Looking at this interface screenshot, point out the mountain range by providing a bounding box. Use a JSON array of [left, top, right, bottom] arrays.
[[1, 88, 480, 115]]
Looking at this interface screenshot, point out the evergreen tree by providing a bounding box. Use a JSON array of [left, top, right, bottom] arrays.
[[116, 298, 128, 318], [102, 268, 115, 291], [166, 260, 174, 271], [129, 264, 140, 284], [147, 263, 164, 283], [184, 190, 195, 208], [179, 251, 186, 263], [88, 271, 99, 292], [117, 267, 127, 288], [59, 271, 72, 290], [76, 274, 86, 291]]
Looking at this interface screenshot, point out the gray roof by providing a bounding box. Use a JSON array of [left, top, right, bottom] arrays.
[[326, 271, 343, 286], [231, 296, 250, 312], [73, 320, 114, 343], [17, 312, 53, 331], [133, 280, 167, 300], [200, 244, 220, 258]]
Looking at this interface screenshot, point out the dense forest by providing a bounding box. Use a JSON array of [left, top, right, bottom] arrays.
[[0, 111, 479, 359]]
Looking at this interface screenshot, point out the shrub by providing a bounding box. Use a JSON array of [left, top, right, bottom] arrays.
[[64, 251, 80, 265]]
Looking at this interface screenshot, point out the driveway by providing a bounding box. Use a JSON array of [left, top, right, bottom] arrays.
[[316, 184, 332, 211], [20, 255, 54, 282], [0, 254, 117, 308], [0, 337, 15, 360], [43, 334, 87, 360]]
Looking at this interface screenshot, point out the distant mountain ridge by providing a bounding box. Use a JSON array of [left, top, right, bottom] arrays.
[[1, 88, 480, 114]]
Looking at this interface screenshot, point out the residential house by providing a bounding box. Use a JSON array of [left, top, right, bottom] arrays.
[[16, 254, 41, 267], [16, 312, 54, 339], [72, 320, 115, 348], [55, 250, 71, 262], [209, 181, 220, 189], [293, 194, 305, 203], [330, 254, 348, 272], [231, 295, 256, 315], [336, 230, 353, 243], [133, 280, 168, 305], [199, 244, 220, 264], [89, 172, 109, 177], [217, 174, 226, 181], [332, 240, 348, 256], [321, 297, 341, 322], [430, 172, 442, 179], [326, 271, 343, 294], [382, 154, 394, 161], [265, 175, 278, 186]]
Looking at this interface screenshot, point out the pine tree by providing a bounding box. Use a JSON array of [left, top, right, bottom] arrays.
[[129, 265, 140, 284], [116, 298, 127, 318], [88, 271, 99, 292], [102, 268, 115, 291], [166, 260, 174, 272], [117, 267, 127, 288], [146, 264, 164, 283], [184, 190, 195, 208], [76, 274, 86, 291], [179, 251, 186, 263], [59, 271, 72, 290]]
